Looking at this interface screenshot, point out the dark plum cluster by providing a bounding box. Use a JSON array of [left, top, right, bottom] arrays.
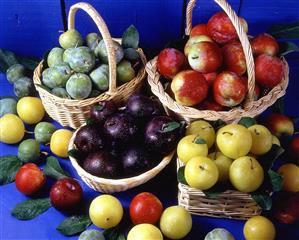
[[73, 94, 182, 179]]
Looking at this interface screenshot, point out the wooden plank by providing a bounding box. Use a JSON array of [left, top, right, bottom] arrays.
[[64, 0, 184, 57], [0, 0, 64, 58]]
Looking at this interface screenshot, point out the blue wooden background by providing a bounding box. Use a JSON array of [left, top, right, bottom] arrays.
[[0, 0, 299, 239]]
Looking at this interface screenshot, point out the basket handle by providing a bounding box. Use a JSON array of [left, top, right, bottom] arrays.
[[185, 0, 255, 105], [68, 2, 117, 95]]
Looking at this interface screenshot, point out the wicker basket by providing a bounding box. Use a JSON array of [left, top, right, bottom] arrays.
[[33, 2, 147, 129], [68, 126, 175, 193], [177, 158, 262, 220], [146, 0, 289, 123]]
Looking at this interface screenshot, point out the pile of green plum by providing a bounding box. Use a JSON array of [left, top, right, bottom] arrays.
[[42, 25, 141, 100], [6, 63, 34, 97], [73, 94, 183, 179]]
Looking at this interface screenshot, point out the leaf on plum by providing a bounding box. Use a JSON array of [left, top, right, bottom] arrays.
[[56, 215, 91, 236], [279, 41, 299, 56], [11, 198, 51, 220], [162, 121, 181, 133], [251, 192, 272, 210], [269, 21, 299, 39], [0, 155, 22, 185], [238, 117, 257, 128], [124, 48, 140, 61], [268, 169, 283, 192], [43, 156, 70, 180], [122, 25, 139, 49], [177, 166, 188, 185]]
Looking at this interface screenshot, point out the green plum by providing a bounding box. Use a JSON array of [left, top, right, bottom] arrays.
[[42, 63, 72, 89], [18, 139, 41, 163], [205, 228, 235, 240], [86, 33, 102, 51], [63, 46, 95, 73], [89, 64, 109, 91], [13, 77, 33, 97], [59, 29, 83, 49], [95, 40, 124, 64], [79, 229, 105, 240], [89, 89, 101, 98], [0, 98, 17, 117], [117, 60, 136, 83], [47, 47, 64, 67], [51, 87, 71, 98], [34, 122, 56, 144], [6, 64, 26, 84], [66, 73, 92, 99]]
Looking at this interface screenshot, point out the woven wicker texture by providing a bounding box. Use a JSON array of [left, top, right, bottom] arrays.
[[177, 158, 262, 220], [146, 0, 289, 123], [68, 126, 175, 193], [33, 2, 147, 129]]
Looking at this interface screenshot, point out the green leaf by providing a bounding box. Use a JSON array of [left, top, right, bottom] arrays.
[[258, 144, 285, 171], [57, 215, 91, 236], [162, 121, 181, 133], [268, 21, 299, 39], [68, 148, 82, 160], [202, 184, 225, 199], [124, 48, 140, 61], [43, 156, 70, 180], [238, 117, 257, 128], [0, 155, 22, 185], [0, 49, 19, 72], [103, 227, 126, 240], [268, 170, 283, 192], [122, 25, 139, 49], [194, 137, 206, 144], [280, 41, 299, 56], [85, 118, 95, 125], [94, 104, 104, 111], [12, 198, 51, 220], [211, 119, 226, 130], [177, 166, 188, 185], [15, 55, 40, 71], [251, 192, 272, 210]]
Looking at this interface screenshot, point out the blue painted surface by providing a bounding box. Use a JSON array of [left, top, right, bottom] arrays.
[[0, 0, 299, 239], [0, 0, 64, 58]]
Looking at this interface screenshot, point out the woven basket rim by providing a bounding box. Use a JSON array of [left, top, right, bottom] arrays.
[[68, 125, 175, 186]]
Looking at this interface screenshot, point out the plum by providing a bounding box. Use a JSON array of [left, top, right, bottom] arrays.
[[86, 33, 102, 52], [89, 64, 109, 91], [103, 113, 138, 142], [66, 73, 92, 99], [126, 95, 161, 119], [83, 151, 122, 178], [117, 60, 135, 83], [90, 100, 117, 124], [95, 40, 124, 64], [50, 178, 83, 211], [79, 229, 104, 240], [13, 77, 34, 97], [121, 147, 151, 176], [51, 87, 71, 99], [0, 98, 17, 117], [63, 46, 95, 73], [144, 116, 181, 155], [59, 29, 83, 49], [74, 124, 104, 153], [6, 64, 26, 84], [34, 122, 56, 144], [47, 47, 64, 67], [42, 63, 72, 89], [18, 139, 41, 163]]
